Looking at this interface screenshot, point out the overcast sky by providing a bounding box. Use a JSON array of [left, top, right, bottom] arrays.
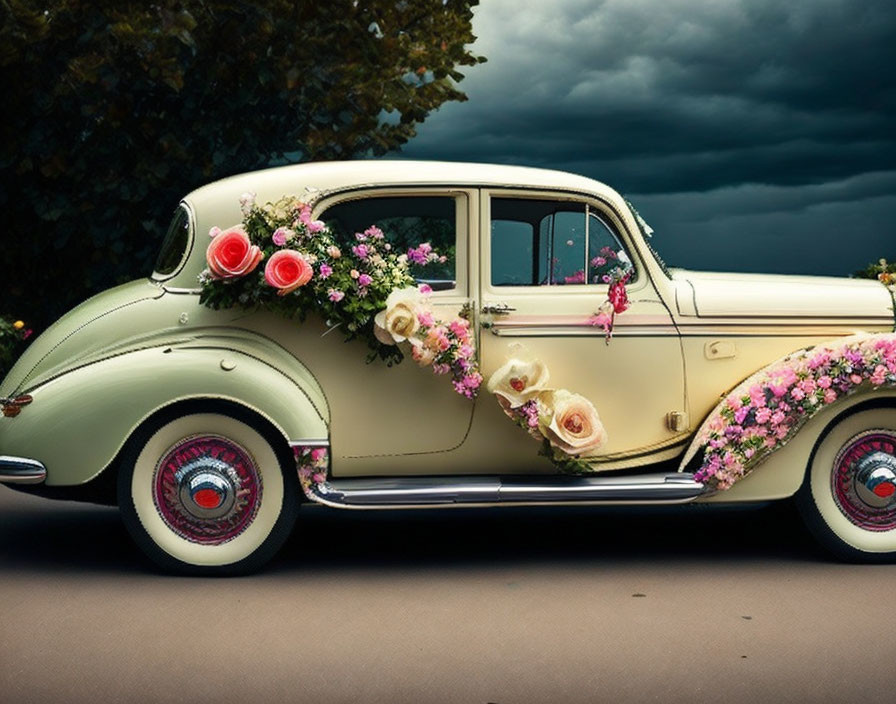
[[398, 0, 896, 276]]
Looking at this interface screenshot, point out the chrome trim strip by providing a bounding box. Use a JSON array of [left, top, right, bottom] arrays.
[[491, 326, 678, 337], [289, 439, 330, 449], [162, 286, 202, 295], [0, 456, 47, 484], [302, 472, 706, 509]]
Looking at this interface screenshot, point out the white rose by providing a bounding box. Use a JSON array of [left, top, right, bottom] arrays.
[[486, 358, 550, 408], [541, 390, 607, 456], [373, 287, 421, 345]]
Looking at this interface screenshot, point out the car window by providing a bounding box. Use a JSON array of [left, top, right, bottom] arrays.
[[322, 195, 457, 290], [153, 205, 192, 278], [491, 198, 632, 286]]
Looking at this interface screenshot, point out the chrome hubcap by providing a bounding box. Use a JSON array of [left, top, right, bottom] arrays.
[[832, 430, 896, 531], [153, 435, 262, 545]]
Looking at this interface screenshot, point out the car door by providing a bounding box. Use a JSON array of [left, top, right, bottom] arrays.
[[299, 188, 477, 474], [475, 189, 688, 470]]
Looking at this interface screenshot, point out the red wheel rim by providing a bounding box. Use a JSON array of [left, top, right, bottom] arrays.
[[153, 435, 262, 545], [832, 430, 896, 531]]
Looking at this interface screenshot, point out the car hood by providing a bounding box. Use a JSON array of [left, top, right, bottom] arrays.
[[669, 269, 896, 322]]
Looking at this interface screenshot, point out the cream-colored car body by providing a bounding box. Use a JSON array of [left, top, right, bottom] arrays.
[[1, 160, 894, 505]]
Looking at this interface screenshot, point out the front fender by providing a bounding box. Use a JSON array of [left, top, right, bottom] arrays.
[[680, 332, 896, 501], [0, 343, 329, 486]]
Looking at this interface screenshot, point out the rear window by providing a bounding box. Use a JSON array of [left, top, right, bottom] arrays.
[[153, 206, 192, 278]]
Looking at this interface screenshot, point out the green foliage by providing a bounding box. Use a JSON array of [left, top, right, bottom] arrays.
[[853, 257, 896, 285], [0, 315, 32, 379], [0, 0, 485, 329]]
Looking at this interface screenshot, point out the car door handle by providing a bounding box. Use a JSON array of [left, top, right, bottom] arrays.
[[481, 304, 516, 315]]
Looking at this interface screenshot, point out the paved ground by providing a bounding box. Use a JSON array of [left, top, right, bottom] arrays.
[[2, 485, 895, 704]]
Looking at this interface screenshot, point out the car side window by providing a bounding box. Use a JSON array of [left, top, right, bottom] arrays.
[[491, 198, 631, 286], [322, 195, 457, 290]]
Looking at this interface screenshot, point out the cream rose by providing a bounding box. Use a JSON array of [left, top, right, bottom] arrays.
[[486, 358, 550, 408], [541, 390, 607, 456], [373, 287, 422, 345]]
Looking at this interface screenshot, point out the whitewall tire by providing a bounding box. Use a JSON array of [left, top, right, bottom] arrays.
[[797, 407, 896, 561], [118, 407, 299, 575]]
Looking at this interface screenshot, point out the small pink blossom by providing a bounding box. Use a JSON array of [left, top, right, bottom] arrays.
[[449, 319, 469, 336], [352, 244, 369, 260], [328, 289, 345, 302], [310, 448, 327, 462], [417, 310, 435, 327], [272, 227, 293, 246], [358, 273, 373, 287], [209, 226, 222, 238], [319, 263, 333, 279], [326, 245, 341, 259], [418, 283, 433, 295]]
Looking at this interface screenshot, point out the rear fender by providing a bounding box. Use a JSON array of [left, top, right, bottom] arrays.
[[1, 343, 328, 486]]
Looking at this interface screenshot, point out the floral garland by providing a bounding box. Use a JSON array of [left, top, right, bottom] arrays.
[[199, 194, 480, 398], [487, 357, 608, 472], [692, 333, 896, 490]]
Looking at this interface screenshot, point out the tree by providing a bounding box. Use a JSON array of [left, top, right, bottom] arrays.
[[0, 0, 485, 327]]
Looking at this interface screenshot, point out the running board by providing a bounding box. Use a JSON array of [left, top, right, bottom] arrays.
[[302, 472, 707, 509]]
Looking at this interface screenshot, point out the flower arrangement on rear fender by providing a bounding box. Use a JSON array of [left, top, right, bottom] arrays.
[[693, 333, 896, 490], [199, 194, 480, 398], [487, 358, 607, 472]]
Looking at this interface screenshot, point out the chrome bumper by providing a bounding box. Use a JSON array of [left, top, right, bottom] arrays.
[[0, 455, 47, 484]]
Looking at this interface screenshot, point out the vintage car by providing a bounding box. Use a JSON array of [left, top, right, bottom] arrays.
[[1, 160, 895, 574]]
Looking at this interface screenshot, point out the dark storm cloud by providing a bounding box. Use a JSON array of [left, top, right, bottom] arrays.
[[396, 0, 895, 275], [403, 0, 896, 193]]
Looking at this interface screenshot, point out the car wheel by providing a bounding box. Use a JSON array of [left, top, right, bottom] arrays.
[[118, 408, 299, 575], [796, 407, 896, 562]]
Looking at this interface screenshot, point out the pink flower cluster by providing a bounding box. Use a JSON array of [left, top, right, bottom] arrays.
[[295, 446, 328, 493], [695, 334, 896, 490], [586, 265, 632, 343], [409, 307, 482, 399], [407, 242, 446, 266]]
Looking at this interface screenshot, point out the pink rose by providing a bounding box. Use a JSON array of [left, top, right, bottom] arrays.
[[206, 227, 264, 280], [264, 250, 313, 295]]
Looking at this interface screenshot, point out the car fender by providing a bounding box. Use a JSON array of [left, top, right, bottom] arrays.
[[679, 331, 896, 502], [1, 343, 329, 486]]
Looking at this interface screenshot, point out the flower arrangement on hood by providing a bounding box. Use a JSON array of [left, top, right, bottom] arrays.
[[199, 194, 480, 397], [487, 357, 607, 472], [691, 333, 896, 491]]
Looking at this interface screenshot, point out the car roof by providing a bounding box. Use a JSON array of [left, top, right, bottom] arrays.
[[185, 159, 619, 209], [169, 160, 626, 288]]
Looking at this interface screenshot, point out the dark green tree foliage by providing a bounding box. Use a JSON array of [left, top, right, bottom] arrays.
[[0, 0, 484, 328]]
